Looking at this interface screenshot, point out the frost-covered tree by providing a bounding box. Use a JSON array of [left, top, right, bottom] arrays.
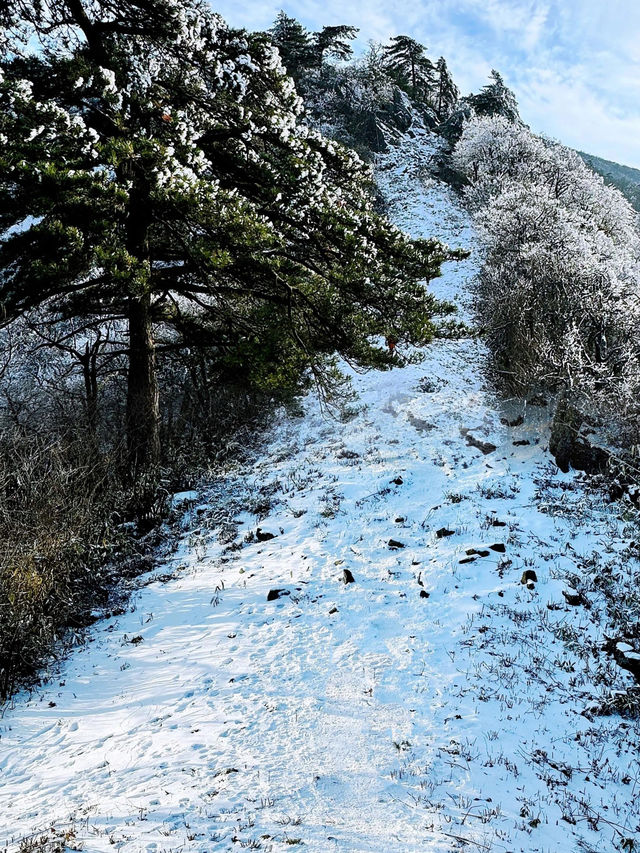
[[454, 115, 640, 438], [439, 70, 520, 148], [313, 25, 358, 72], [433, 57, 459, 122], [383, 35, 435, 103], [0, 0, 454, 473], [466, 70, 519, 123], [268, 11, 312, 78]]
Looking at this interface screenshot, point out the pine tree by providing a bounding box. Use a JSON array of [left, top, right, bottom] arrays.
[[313, 25, 359, 72], [383, 35, 435, 103], [434, 57, 459, 122], [0, 0, 456, 474], [269, 10, 312, 78], [467, 70, 520, 123]]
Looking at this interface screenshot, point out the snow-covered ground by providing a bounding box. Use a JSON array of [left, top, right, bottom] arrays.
[[2, 130, 640, 853]]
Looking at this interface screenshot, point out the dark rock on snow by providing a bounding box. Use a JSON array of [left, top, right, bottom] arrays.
[[267, 588, 290, 601], [465, 433, 497, 455], [562, 588, 583, 606], [466, 548, 490, 557], [436, 527, 455, 538], [256, 528, 276, 542]]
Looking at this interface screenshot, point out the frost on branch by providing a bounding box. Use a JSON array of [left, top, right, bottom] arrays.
[[453, 115, 640, 445]]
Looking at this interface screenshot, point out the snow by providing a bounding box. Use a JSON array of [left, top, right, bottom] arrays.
[[1, 128, 639, 852]]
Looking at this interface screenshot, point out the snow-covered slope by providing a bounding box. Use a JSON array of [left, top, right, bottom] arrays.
[[2, 130, 639, 853]]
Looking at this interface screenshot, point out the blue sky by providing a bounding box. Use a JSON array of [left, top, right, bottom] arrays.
[[211, 0, 640, 168]]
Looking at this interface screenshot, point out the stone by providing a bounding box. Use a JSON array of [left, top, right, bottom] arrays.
[[465, 433, 497, 455], [256, 528, 276, 542], [267, 588, 290, 601], [388, 539, 405, 549], [391, 476, 404, 485], [459, 557, 476, 564], [501, 415, 524, 427], [490, 543, 506, 553], [329, 607, 339, 615], [408, 412, 436, 432], [342, 569, 355, 584], [420, 590, 430, 599], [562, 588, 582, 606], [549, 394, 608, 474], [521, 569, 537, 584], [513, 439, 530, 446], [436, 527, 455, 538]]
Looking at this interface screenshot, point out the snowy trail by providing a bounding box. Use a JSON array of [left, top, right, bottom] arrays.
[[2, 131, 640, 853]]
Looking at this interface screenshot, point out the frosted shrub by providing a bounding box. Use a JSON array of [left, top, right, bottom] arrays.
[[454, 115, 640, 442]]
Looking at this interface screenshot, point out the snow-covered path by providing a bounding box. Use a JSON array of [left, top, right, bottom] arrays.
[[2, 132, 640, 853]]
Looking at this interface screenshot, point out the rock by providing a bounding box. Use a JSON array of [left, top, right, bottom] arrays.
[[501, 415, 524, 427], [342, 569, 355, 584], [489, 543, 506, 553], [256, 528, 276, 542], [391, 476, 404, 485], [459, 557, 476, 564], [606, 639, 640, 681], [329, 607, 339, 615], [491, 519, 507, 527], [526, 581, 536, 590], [513, 439, 530, 446], [267, 588, 290, 601], [436, 527, 455, 538], [395, 517, 405, 523], [388, 539, 405, 549], [521, 569, 538, 584], [465, 433, 497, 455], [466, 548, 490, 557], [358, 110, 389, 153], [407, 412, 436, 432], [562, 588, 582, 606], [419, 590, 430, 599], [549, 394, 609, 474], [130, 635, 144, 644]]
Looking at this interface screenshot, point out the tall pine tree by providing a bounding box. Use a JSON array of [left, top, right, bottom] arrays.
[[467, 70, 520, 122], [434, 57, 459, 121], [313, 25, 359, 72], [383, 35, 435, 103], [268, 11, 312, 79], [0, 0, 456, 474]]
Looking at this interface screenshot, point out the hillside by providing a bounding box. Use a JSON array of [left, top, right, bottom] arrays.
[[2, 127, 639, 853], [579, 150, 640, 211]]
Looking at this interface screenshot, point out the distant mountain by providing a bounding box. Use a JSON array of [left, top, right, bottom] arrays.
[[578, 151, 640, 212]]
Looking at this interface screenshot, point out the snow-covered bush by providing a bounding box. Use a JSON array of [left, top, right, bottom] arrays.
[[454, 115, 640, 443]]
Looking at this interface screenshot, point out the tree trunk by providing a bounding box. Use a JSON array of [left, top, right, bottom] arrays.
[[81, 343, 98, 439], [125, 171, 159, 473], [126, 293, 160, 473]]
